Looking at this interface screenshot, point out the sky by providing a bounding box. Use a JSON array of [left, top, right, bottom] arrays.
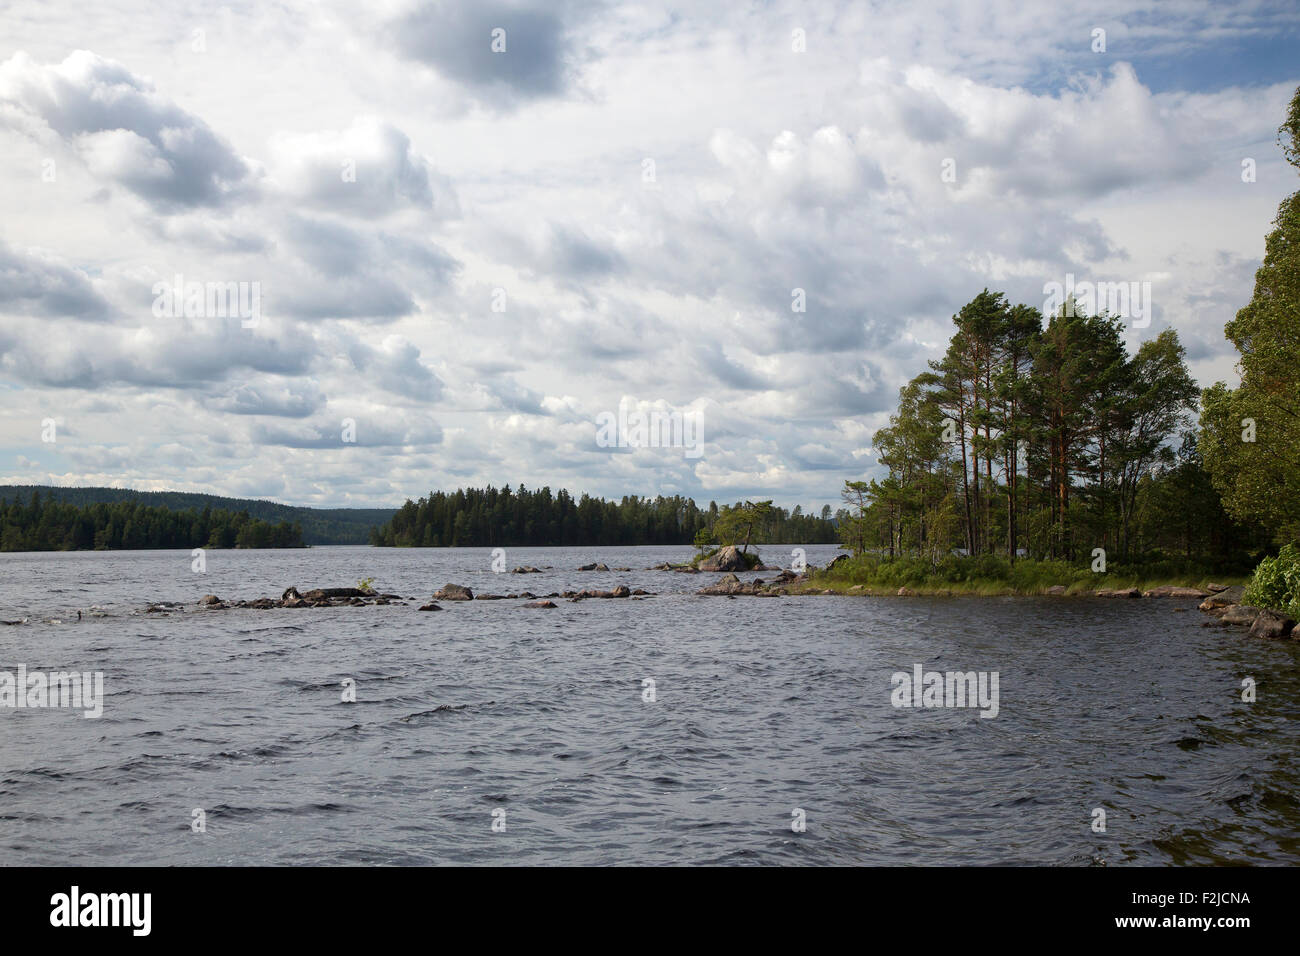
[[0, 0, 1297, 511]]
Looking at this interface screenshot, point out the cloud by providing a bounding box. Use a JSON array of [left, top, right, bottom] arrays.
[[389, 0, 579, 108], [0, 241, 113, 321], [268, 117, 458, 217], [0, 50, 253, 210]]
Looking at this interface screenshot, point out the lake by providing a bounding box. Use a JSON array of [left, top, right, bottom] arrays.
[[1, 544, 1297, 865]]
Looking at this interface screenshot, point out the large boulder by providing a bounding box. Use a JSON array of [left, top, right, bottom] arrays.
[[433, 583, 474, 601], [1095, 587, 1141, 598], [1199, 586, 1246, 611], [1248, 609, 1296, 640], [699, 545, 748, 572]]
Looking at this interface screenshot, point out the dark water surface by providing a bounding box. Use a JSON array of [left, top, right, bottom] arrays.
[[1, 545, 1297, 865]]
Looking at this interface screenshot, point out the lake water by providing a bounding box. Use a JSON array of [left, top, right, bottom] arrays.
[[1, 545, 1298, 865]]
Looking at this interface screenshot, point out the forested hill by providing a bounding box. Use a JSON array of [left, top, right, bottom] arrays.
[[371, 486, 838, 547], [0, 486, 394, 545]]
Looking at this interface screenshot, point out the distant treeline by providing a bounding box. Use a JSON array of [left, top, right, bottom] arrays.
[[370, 485, 837, 547], [0, 492, 304, 551], [0, 485, 392, 545]]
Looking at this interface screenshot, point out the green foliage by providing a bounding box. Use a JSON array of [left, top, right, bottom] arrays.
[[356, 577, 376, 593], [0, 492, 304, 551], [1200, 86, 1300, 546], [1243, 545, 1300, 617], [692, 526, 713, 557], [712, 500, 773, 553], [372, 486, 835, 547]]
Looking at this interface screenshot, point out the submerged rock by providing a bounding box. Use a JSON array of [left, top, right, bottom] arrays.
[[418, 603, 442, 612], [1095, 588, 1141, 598], [524, 600, 557, 608], [303, 587, 371, 601], [1143, 585, 1209, 599]]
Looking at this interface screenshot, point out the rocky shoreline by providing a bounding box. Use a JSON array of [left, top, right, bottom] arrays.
[[104, 544, 1292, 642]]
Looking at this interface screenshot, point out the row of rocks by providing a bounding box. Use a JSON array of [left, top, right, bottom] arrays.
[[1197, 585, 1297, 639], [696, 569, 807, 597], [196, 587, 403, 611], [192, 580, 659, 613], [432, 582, 652, 604]]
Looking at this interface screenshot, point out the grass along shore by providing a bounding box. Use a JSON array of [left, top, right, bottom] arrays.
[[805, 554, 1249, 597]]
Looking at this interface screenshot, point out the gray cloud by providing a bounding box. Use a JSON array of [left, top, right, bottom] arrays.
[[0, 241, 113, 321], [0, 50, 253, 210], [391, 1, 578, 107]]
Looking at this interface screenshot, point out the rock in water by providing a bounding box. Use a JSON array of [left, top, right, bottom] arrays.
[[433, 583, 474, 601], [1199, 586, 1246, 611], [1220, 605, 1262, 626], [1248, 609, 1296, 640], [418, 603, 442, 612], [698, 573, 745, 595], [699, 545, 748, 572], [1143, 585, 1209, 598]]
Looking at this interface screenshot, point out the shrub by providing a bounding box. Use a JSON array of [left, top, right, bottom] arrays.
[[1243, 545, 1300, 617]]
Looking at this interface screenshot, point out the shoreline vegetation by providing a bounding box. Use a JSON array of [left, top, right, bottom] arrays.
[[804, 554, 1248, 598]]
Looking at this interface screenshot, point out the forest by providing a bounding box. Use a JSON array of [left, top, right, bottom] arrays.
[[0, 485, 389, 545], [0, 492, 304, 551], [369, 485, 837, 547], [835, 293, 1265, 569], [834, 86, 1299, 597]]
